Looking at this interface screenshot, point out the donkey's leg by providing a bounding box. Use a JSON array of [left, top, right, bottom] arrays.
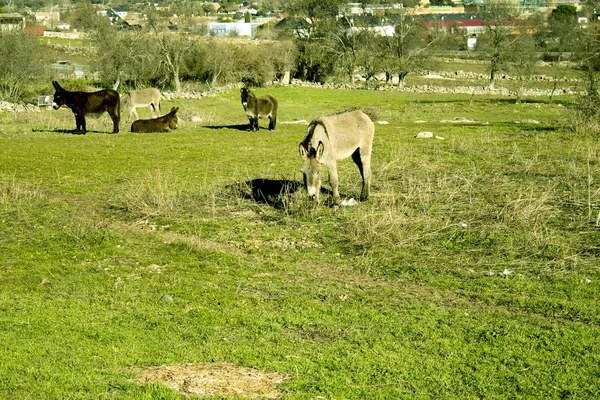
[[352, 147, 371, 201], [327, 164, 341, 205], [75, 113, 86, 134], [268, 114, 276, 131], [108, 109, 120, 133], [150, 103, 158, 118]]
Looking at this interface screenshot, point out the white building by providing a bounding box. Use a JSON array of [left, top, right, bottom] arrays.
[[208, 22, 261, 37]]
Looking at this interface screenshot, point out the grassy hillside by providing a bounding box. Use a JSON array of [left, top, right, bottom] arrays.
[[0, 86, 598, 399]]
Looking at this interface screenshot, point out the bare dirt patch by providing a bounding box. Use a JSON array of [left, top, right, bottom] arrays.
[[131, 362, 290, 399]]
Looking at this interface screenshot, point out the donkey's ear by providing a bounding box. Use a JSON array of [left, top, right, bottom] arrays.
[[316, 141, 325, 161], [299, 143, 308, 158], [52, 81, 60, 90], [173, 107, 179, 114]]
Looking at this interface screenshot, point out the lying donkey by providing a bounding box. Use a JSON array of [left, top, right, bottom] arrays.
[[240, 88, 278, 131], [131, 107, 179, 133], [51, 81, 120, 134], [299, 110, 374, 204]]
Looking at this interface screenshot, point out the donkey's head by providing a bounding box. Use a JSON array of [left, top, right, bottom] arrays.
[[240, 88, 251, 108], [51, 81, 67, 110], [299, 141, 324, 202], [167, 107, 179, 129]]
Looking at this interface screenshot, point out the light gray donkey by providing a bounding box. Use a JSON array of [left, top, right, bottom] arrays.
[[299, 110, 374, 204], [120, 88, 162, 122]]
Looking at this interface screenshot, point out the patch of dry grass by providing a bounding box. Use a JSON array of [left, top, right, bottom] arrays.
[[0, 173, 42, 208], [131, 363, 289, 399]]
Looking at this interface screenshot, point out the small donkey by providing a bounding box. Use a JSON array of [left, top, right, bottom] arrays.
[[131, 107, 179, 133], [240, 88, 278, 131]]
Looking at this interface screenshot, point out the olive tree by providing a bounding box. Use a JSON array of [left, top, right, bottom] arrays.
[[282, 0, 346, 82], [0, 29, 47, 102], [90, 22, 135, 90]]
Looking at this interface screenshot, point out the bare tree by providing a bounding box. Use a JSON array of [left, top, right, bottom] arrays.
[[156, 33, 188, 93], [508, 31, 538, 103], [380, 9, 431, 88], [477, 0, 522, 90]]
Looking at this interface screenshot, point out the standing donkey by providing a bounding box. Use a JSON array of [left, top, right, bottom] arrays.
[[120, 88, 163, 122], [240, 88, 278, 131], [299, 110, 374, 204], [51, 81, 120, 134]]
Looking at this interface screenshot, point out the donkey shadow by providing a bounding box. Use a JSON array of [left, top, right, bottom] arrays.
[[204, 124, 251, 132], [230, 178, 335, 209], [230, 179, 300, 209], [32, 128, 107, 135]]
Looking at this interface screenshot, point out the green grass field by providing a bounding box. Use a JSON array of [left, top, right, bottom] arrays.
[[1, 86, 599, 399]]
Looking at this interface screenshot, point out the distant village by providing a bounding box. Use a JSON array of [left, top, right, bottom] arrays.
[[0, 0, 587, 50]]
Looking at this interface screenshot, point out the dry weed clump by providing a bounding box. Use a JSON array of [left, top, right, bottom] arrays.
[[498, 187, 557, 230], [131, 362, 289, 399], [115, 170, 187, 218], [0, 174, 42, 207]]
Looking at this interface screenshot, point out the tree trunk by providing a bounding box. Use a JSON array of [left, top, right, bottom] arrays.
[[399, 73, 407, 88], [173, 67, 181, 93]]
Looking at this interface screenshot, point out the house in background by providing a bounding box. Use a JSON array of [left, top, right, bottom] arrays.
[[0, 13, 25, 31], [208, 21, 261, 37], [35, 11, 60, 29]]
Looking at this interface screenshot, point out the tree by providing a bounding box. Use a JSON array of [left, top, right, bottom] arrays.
[[201, 39, 236, 86], [283, 0, 346, 82], [90, 22, 134, 90], [328, 15, 374, 83], [155, 33, 191, 92], [66, 1, 106, 32], [534, 4, 580, 54], [477, 0, 522, 89], [0, 29, 47, 102], [379, 9, 431, 87], [507, 30, 538, 103]]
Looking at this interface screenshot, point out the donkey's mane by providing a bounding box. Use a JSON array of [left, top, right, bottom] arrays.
[[301, 120, 328, 151]]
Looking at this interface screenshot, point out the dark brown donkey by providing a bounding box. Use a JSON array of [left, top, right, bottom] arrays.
[[240, 88, 277, 131], [51, 81, 120, 134], [131, 107, 179, 133]]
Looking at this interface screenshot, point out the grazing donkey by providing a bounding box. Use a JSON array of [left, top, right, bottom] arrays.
[[240, 88, 278, 131], [51, 81, 120, 134], [121, 88, 162, 122], [131, 107, 179, 133], [299, 110, 374, 204]]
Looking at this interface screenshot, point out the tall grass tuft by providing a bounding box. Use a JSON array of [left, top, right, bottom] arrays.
[[498, 187, 557, 230], [0, 174, 42, 209], [116, 170, 186, 218]]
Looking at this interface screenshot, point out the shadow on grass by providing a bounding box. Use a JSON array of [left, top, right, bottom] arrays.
[[491, 122, 561, 132], [203, 124, 251, 132], [229, 178, 302, 209], [228, 178, 341, 209], [32, 128, 114, 135]]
